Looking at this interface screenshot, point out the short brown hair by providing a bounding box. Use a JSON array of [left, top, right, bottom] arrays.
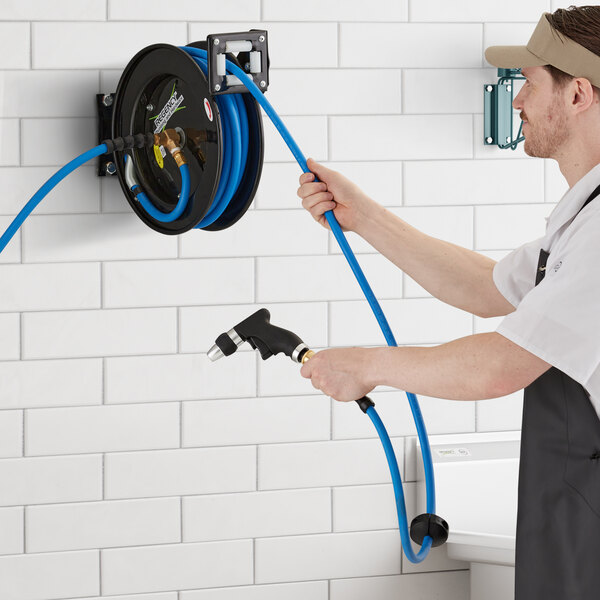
[[545, 6, 600, 89]]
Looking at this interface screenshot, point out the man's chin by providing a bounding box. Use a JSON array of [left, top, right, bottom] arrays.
[[524, 146, 536, 157], [523, 139, 535, 156], [523, 138, 546, 158]]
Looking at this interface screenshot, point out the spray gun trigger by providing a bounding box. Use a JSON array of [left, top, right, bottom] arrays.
[[247, 336, 274, 360]]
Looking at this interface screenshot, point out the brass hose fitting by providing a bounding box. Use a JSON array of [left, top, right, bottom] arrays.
[[171, 151, 186, 168], [154, 128, 187, 167], [301, 350, 315, 364]]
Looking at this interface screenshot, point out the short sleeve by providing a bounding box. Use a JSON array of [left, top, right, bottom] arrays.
[[492, 236, 545, 309], [495, 214, 600, 386]]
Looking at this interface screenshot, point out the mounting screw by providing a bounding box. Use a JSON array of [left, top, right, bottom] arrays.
[[213, 38, 220, 46], [485, 85, 493, 92], [214, 84, 221, 92], [102, 94, 113, 107], [105, 161, 116, 176], [486, 137, 493, 144], [260, 80, 266, 88], [259, 35, 265, 43], [146, 103, 154, 111]]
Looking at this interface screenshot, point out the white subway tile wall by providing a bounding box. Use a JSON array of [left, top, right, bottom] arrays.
[[0, 0, 557, 598], [0, 120, 20, 166], [0, 166, 100, 215], [0, 23, 30, 69], [0, 410, 23, 457], [26, 497, 181, 552], [0, 507, 24, 556], [181, 582, 328, 600]]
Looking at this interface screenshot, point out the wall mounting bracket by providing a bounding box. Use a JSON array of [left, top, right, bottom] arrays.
[[484, 68, 525, 151]]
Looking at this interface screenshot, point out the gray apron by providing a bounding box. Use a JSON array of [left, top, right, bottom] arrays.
[[515, 184, 600, 599]]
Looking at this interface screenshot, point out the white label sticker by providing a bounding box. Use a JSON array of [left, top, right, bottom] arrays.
[[204, 98, 213, 122], [436, 447, 471, 458], [153, 90, 185, 134]]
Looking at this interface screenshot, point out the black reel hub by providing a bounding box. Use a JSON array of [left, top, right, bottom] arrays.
[[111, 41, 264, 235]]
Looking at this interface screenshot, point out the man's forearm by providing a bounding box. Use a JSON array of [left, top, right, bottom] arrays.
[[355, 204, 515, 318], [300, 332, 551, 402], [365, 333, 550, 401], [365, 339, 500, 401]]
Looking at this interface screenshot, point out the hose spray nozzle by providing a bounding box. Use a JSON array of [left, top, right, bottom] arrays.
[[207, 308, 310, 363], [208, 308, 376, 414]]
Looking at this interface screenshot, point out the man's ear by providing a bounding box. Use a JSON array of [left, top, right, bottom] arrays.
[[570, 77, 596, 113]]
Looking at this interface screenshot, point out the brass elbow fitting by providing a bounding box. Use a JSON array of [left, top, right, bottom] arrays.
[[154, 128, 187, 167]]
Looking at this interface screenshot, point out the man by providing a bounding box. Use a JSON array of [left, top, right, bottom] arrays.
[[297, 7, 600, 599]]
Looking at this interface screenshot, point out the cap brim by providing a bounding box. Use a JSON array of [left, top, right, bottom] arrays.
[[485, 45, 546, 68]]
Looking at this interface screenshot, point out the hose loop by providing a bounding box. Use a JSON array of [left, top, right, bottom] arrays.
[[182, 46, 439, 563]]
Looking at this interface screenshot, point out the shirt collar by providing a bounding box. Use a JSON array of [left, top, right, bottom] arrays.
[[545, 161, 600, 237]]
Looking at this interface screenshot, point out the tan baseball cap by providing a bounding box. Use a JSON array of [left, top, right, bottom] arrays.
[[485, 12, 600, 88]]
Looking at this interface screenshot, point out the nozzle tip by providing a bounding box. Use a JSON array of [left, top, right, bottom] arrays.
[[207, 344, 225, 361]]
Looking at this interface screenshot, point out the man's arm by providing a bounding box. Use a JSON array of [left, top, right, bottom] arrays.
[[298, 159, 516, 319], [356, 204, 516, 319], [300, 332, 551, 402]]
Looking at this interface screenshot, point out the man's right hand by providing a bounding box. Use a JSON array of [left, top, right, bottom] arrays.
[[296, 157, 376, 233]]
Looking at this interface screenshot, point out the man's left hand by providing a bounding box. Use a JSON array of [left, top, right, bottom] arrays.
[[299, 347, 377, 402]]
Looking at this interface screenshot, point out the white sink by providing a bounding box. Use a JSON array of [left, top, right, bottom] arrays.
[[416, 431, 520, 600]]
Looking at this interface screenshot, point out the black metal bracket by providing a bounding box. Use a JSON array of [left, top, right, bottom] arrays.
[[207, 30, 269, 95], [96, 93, 116, 177]]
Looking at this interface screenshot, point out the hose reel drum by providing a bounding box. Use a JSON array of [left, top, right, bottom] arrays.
[[103, 31, 269, 235]]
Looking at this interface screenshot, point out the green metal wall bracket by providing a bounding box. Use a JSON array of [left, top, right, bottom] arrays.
[[484, 68, 525, 150]]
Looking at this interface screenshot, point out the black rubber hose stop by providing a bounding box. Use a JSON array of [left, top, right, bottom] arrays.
[[355, 396, 375, 413], [410, 513, 449, 548]]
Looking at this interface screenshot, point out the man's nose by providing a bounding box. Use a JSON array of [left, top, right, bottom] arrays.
[[512, 88, 524, 111]]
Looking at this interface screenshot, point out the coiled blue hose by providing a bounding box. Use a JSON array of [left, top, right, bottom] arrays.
[[179, 49, 250, 229], [194, 91, 248, 228], [182, 46, 436, 562]]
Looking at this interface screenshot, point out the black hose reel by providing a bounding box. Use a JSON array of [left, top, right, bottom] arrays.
[[98, 31, 270, 235]]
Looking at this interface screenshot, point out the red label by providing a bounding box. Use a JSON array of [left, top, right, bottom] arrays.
[[204, 98, 213, 122]]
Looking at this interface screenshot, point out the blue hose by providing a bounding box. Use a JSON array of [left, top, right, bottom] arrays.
[[134, 162, 191, 223], [0, 143, 108, 255], [0, 48, 439, 563], [174, 48, 249, 228], [182, 46, 437, 562], [367, 406, 433, 561]]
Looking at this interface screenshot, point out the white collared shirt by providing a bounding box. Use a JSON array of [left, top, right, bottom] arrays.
[[493, 162, 600, 418]]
